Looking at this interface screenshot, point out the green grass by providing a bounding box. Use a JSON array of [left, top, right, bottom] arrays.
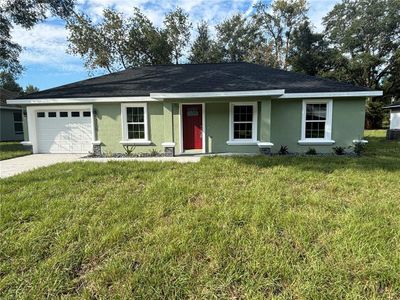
[[0, 142, 31, 160], [1, 130, 399, 299]]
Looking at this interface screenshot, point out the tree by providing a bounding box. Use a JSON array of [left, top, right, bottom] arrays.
[[216, 14, 260, 63], [0, 0, 75, 76], [24, 85, 40, 95], [164, 8, 192, 64], [67, 7, 172, 73], [67, 9, 129, 73], [0, 72, 23, 93], [189, 21, 222, 64], [254, 0, 308, 69], [127, 8, 172, 66], [288, 21, 342, 76], [323, 0, 400, 91]]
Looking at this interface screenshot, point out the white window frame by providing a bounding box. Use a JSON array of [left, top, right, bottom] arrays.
[[227, 102, 258, 145], [13, 111, 23, 134], [120, 103, 150, 145], [299, 99, 334, 145]]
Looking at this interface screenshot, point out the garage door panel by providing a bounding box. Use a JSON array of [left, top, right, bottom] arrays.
[[36, 109, 92, 154]]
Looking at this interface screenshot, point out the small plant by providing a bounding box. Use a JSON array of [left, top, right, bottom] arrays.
[[103, 150, 113, 157], [353, 142, 366, 156], [278, 145, 289, 155], [123, 145, 136, 156], [333, 146, 346, 155], [149, 149, 160, 157], [306, 148, 317, 155]]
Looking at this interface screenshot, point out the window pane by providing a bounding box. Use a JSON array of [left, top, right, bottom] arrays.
[[71, 111, 80, 117], [234, 105, 253, 122], [37, 112, 45, 118], [306, 121, 325, 138], [83, 111, 91, 117], [234, 123, 252, 139], [13, 112, 22, 122], [127, 107, 144, 123], [128, 124, 145, 139], [14, 123, 23, 133], [48, 112, 57, 118], [60, 112, 68, 117], [306, 104, 326, 120]]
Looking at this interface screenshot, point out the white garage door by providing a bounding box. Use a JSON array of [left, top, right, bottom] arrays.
[[36, 110, 93, 153]]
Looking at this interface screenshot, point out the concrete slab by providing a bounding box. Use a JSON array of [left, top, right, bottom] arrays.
[[79, 156, 201, 163], [0, 154, 82, 178]]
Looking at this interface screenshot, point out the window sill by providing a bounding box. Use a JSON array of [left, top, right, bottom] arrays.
[[226, 140, 259, 146], [298, 139, 335, 146], [120, 140, 152, 146]]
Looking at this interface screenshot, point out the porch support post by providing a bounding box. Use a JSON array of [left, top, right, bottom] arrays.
[[162, 101, 175, 156], [258, 98, 273, 155]]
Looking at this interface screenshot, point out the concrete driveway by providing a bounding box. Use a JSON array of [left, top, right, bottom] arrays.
[[0, 154, 83, 179]]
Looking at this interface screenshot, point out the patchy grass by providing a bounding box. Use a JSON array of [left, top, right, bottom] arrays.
[[0, 142, 31, 160], [0, 130, 399, 299]]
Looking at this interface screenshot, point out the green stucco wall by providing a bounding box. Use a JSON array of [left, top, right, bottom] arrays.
[[94, 97, 366, 154], [270, 98, 366, 153], [21, 97, 367, 155], [0, 109, 24, 141], [95, 102, 169, 154]]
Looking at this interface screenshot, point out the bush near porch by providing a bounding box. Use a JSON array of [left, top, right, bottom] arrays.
[[0, 130, 399, 299]]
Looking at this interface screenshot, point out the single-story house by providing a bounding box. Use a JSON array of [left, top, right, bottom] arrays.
[[7, 63, 382, 156], [0, 88, 24, 142], [384, 100, 400, 140]]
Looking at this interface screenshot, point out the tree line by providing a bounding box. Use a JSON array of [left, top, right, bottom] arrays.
[[1, 0, 399, 127]]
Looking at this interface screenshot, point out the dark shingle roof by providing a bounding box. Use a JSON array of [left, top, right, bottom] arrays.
[[19, 62, 372, 99]]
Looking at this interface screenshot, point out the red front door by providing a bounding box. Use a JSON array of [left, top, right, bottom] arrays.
[[183, 104, 203, 150]]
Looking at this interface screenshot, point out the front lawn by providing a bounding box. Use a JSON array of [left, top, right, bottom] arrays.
[[0, 141, 31, 160], [1, 130, 399, 299]]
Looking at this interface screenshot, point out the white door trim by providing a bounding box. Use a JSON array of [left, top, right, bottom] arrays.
[[27, 104, 94, 153], [179, 103, 206, 154]]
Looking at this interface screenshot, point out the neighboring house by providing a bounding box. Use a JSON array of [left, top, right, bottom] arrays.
[[7, 63, 382, 155], [384, 101, 400, 140], [0, 88, 24, 142]]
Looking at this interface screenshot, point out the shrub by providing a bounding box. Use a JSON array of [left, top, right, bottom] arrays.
[[149, 149, 160, 157], [278, 145, 289, 155], [306, 148, 317, 155], [353, 142, 366, 156], [333, 146, 346, 155], [123, 145, 136, 156]]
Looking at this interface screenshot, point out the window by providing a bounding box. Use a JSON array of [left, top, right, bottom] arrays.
[[48, 112, 57, 118], [60, 112, 68, 117], [229, 103, 257, 142], [301, 100, 333, 142], [13, 112, 23, 134], [37, 112, 45, 118], [122, 103, 148, 141], [83, 111, 91, 117], [71, 111, 80, 117]]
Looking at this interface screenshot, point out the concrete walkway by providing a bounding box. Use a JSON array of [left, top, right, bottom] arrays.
[[0, 154, 82, 178], [0, 154, 201, 179], [80, 156, 201, 163]]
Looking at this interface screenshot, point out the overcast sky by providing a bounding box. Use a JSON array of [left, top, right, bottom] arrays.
[[12, 0, 340, 90]]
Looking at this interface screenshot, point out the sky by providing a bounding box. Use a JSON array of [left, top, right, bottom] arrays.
[[12, 0, 340, 91]]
